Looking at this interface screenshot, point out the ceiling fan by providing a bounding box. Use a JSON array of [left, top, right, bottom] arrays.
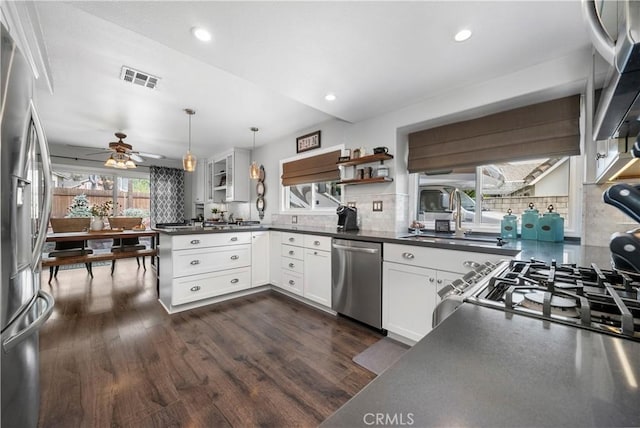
[[72, 132, 166, 165]]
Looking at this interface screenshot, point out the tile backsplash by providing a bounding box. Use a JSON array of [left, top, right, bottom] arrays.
[[582, 183, 638, 247], [271, 192, 407, 232]]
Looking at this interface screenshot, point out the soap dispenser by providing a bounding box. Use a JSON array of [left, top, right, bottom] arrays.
[[537, 204, 564, 242], [521, 202, 539, 240], [501, 208, 518, 239]]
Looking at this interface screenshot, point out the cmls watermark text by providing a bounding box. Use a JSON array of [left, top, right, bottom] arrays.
[[363, 413, 415, 426]]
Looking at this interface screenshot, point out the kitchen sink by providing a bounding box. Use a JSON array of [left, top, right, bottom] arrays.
[[400, 233, 507, 247]]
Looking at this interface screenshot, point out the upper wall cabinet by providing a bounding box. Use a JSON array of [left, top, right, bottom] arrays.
[[210, 148, 250, 202], [193, 159, 207, 204], [594, 137, 640, 182]]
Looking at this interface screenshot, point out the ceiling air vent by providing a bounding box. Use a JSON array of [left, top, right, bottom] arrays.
[[120, 66, 160, 89]]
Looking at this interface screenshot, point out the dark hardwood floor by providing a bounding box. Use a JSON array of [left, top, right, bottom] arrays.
[[38, 260, 381, 427]]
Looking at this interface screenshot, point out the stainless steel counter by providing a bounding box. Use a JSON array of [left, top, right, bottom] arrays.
[[321, 303, 640, 427]]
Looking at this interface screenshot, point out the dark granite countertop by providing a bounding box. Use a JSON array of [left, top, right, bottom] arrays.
[[154, 224, 614, 265], [321, 303, 640, 428]]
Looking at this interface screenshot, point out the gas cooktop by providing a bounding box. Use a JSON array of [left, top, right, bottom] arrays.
[[463, 259, 640, 342]]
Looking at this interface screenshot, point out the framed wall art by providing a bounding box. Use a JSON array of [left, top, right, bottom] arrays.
[[296, 130, 321, 153]]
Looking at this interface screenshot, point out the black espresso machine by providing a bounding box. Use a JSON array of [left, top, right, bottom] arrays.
[[336, 205, 359, 231]]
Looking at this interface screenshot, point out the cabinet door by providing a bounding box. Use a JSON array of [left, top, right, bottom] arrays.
[[251, 231, 269, 287], [269, 231, 281, 286], [383, 261, 437, 342], [206, 160, 215, 202], [225, 153, 234, 201], [193, 159, 206, 203], [303, 249, 331, 307]]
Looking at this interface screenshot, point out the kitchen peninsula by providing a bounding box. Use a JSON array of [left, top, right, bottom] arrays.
[[155, 224, 606, 320]]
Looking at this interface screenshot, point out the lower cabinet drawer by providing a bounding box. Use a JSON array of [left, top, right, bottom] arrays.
[[280, 269, 303, 296], [172, 267, 251, 306], [281, 256, 303, 274], [281, 244, 303, 260], [173, 245, 250, 277]]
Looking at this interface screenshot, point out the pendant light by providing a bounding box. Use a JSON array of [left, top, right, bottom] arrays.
[[249, 127, 260, 180], [182, 108, 197, 172]]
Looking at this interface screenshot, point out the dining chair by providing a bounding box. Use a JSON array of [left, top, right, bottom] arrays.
[[48, 217, 93, 283], [108, 217, 145, 274]]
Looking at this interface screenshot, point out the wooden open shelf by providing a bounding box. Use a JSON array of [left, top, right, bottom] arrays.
[[337, 177, 394, 185], [336, 153, 393, 167]]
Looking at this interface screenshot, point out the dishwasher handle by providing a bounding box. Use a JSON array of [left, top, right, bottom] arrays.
[[332, 243, 379, 254]]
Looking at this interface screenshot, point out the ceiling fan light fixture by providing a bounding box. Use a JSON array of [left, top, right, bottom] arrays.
[[125, 158, 137, 169], [105, 155, 117, 167], [183, 109, 197, 172], [249, 127, 260, 180]]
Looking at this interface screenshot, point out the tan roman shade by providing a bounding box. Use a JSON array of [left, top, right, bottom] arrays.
[[281, 150, 341, 186], [408, 95, 581, 173]]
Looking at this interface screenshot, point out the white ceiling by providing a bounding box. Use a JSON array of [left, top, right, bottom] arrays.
[[32, 1, 593, 165]]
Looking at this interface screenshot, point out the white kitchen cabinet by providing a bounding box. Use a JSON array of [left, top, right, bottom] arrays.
[[158, 231, 253, 313], [274, 232, 332, 308], [212, 148, 250, 202], [193, 159, 207, 204], [251, 231, 269, 287], [269, 231, 282, 286], [383, 242, 507, 343], [303, 247, 331, 307], [383, 262, 437, 343], [206, 159, 215, 202]]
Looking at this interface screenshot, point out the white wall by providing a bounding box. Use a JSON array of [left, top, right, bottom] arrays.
[[535, 161, 569, 197], [254, 51, 590, 232]]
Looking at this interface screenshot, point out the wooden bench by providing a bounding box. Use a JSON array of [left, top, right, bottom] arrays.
[[43, 229, 158, 281], [41, 248, 158, 268]]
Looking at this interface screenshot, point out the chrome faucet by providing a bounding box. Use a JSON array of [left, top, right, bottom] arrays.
[[449, 188, 466, 238]]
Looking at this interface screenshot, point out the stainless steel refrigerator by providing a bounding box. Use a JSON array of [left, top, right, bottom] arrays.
[[1, 23, 55, 427]]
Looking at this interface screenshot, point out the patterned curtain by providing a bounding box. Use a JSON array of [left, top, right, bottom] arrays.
[[150, 166, 185, 225]]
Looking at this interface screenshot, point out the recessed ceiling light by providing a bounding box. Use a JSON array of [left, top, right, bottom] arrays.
[[191, 27, 212, 42], [454, 29, 472, 42], [325, 93, 337, 101]]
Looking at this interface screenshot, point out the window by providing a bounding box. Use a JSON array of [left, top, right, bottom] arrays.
[[284, 181, 342, 211], [51, 167, 151, 226], [280, 145, 344, 213], [416, 156, 575, 230]]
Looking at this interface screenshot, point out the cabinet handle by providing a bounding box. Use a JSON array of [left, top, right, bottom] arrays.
[[314, 251, 318, 255], [190, 239, 200, 245], [190, 260, 200, 265], [230, 236, 238, 242], [190, 285, 201, 292], [289, 262, 295, 268], [402, 252, 415, 259], [289, 250, 294, 255], [596, 152, 607, 160], [429, 277, 435, 283], [289, 279, 295, 285], [437, 279, 443, 284], [230, 255, 239, 260], [288, 237, 295, 242], [230, 278, 239, 284], [314, 240, 321, 246]]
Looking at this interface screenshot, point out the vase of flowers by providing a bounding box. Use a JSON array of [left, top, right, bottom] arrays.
[[90, 201, 113, 231]]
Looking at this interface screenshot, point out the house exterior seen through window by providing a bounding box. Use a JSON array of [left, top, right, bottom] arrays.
[[417, 157, 571, 229]]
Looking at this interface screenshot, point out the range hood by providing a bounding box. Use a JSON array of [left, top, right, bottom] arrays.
[[585, 0, 640, 140]]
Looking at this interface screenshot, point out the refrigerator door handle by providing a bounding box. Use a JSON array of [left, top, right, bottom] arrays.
[[29, 100, 53, 266], [2, 290, 54, 352]]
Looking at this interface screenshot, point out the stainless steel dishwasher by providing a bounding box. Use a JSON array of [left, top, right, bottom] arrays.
[[331, 239, 382, 329]]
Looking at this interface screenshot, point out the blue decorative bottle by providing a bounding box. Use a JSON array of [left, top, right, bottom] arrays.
[[501, 208, 518, 239], [521, 202, 539, 240], [537, 204, 564, 242]]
